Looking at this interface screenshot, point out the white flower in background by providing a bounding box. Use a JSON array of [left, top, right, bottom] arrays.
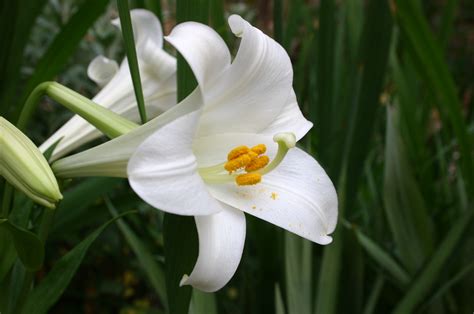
[[40, 9, 177, 161], [53, 15, 338, 292]]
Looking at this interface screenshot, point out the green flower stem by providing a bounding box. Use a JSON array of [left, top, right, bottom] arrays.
[[17, 81, 138, 136]]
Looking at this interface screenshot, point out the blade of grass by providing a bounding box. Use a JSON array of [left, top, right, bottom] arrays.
[[362, 275, 384, 314], [394, 0, 473, 194], [384, 105, 434, 274], [0, 0, 48, 118], [20, 211, 137, 314], [420, 261, 474, 311], [273, 0, 283, 43], [275, 283, 286, 314], [285, 233, 312, 314], [106, 198, 167, 307], [209, 0, 228, 43], [392, 210, 473, 314], [349, 223, 410, 286], [315, 1, 393, 313], [117, 0, 147, 123]]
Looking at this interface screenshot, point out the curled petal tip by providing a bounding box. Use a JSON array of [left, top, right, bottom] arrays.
[[179, 274, 190, 287], [228, 15, 245, 37], [318, 235, 333, 245]]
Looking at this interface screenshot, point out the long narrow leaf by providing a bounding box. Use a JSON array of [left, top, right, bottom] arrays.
[[394, 0, 473, 193], [393, 211, 473, 313], [351, 225, 410, 286], [21, 211, 136, 314], [106, 199, 167, 306], [117, 0, 147, 123]]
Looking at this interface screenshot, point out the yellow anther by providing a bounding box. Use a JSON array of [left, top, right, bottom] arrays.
[[224, 154, 252, 173], [227, 146, 249, 161], [247, 151, 258, 160], [245, 155, 270, 172], [251, 144, 266, 155], [236, 173, 262, 186]]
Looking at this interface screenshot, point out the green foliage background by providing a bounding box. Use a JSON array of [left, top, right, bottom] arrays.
[[0, 0, 473, 313]]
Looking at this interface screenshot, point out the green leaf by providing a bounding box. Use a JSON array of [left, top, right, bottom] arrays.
[[395, 0, 473, 193], [383, 106, 434, 274], [273, 0, 283, 43], [0, 220, 44, 271], [163, 214, 198, 314], [285, 233, 312, 314], [0, 226, 17, 281], [117, 0, 147, 123], [0, 0, 48, 118], [0, 194, 34, 281], [351, 225, 410, 286], [393, 211, 473, 313], [362, 276, 384, 314], [315, 0, 393, 313], [21, 211, 136, 314], [106, 199, 167, 306], [275, 284, 286, 314], [51, 178, 123, 236], [14, 0, 109, 122]]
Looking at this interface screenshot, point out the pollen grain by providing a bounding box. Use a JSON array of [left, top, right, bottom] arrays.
[[224, 154, 252, 173], [245, 155, 270, 172], [251, 144, 266, 155], [236, 173, 262, 186], [227, 146, 249, 161]]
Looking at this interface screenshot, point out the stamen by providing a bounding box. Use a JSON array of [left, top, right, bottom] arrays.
[[260, 133, 296, 175], [245, 155, 270, 172], [236, 173, 262, 186], [251, 144, 266, 155], [248, 151, 258, 160], [198, 133, 295, 186], [227, 146, 249, 161], [224, 154, 252, 173]]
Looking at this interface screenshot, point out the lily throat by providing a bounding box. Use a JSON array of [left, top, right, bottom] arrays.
[[198, 132, 296, 186]]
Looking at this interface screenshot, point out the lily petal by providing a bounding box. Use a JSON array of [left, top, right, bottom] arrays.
[[180, 205, 246, 292], [87, 55, 119, 87], [167, 15, 294, 137], [197, 15, 294, 136], [165, 21, 231, 90], [208, 148, 338, 244], [128, 96, 223, 216], [52, 88, 201, 178], [260, 89, 313, 141]]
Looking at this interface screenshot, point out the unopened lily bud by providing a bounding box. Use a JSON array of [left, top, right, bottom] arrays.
[[0, 117, 62, 208]]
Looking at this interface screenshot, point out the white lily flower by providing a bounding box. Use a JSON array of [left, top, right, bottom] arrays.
[[40, 9, 177, 161], [53, 15, 338, 292]]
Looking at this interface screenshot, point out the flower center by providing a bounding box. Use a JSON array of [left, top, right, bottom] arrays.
[[198, 132, 296, 186]]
